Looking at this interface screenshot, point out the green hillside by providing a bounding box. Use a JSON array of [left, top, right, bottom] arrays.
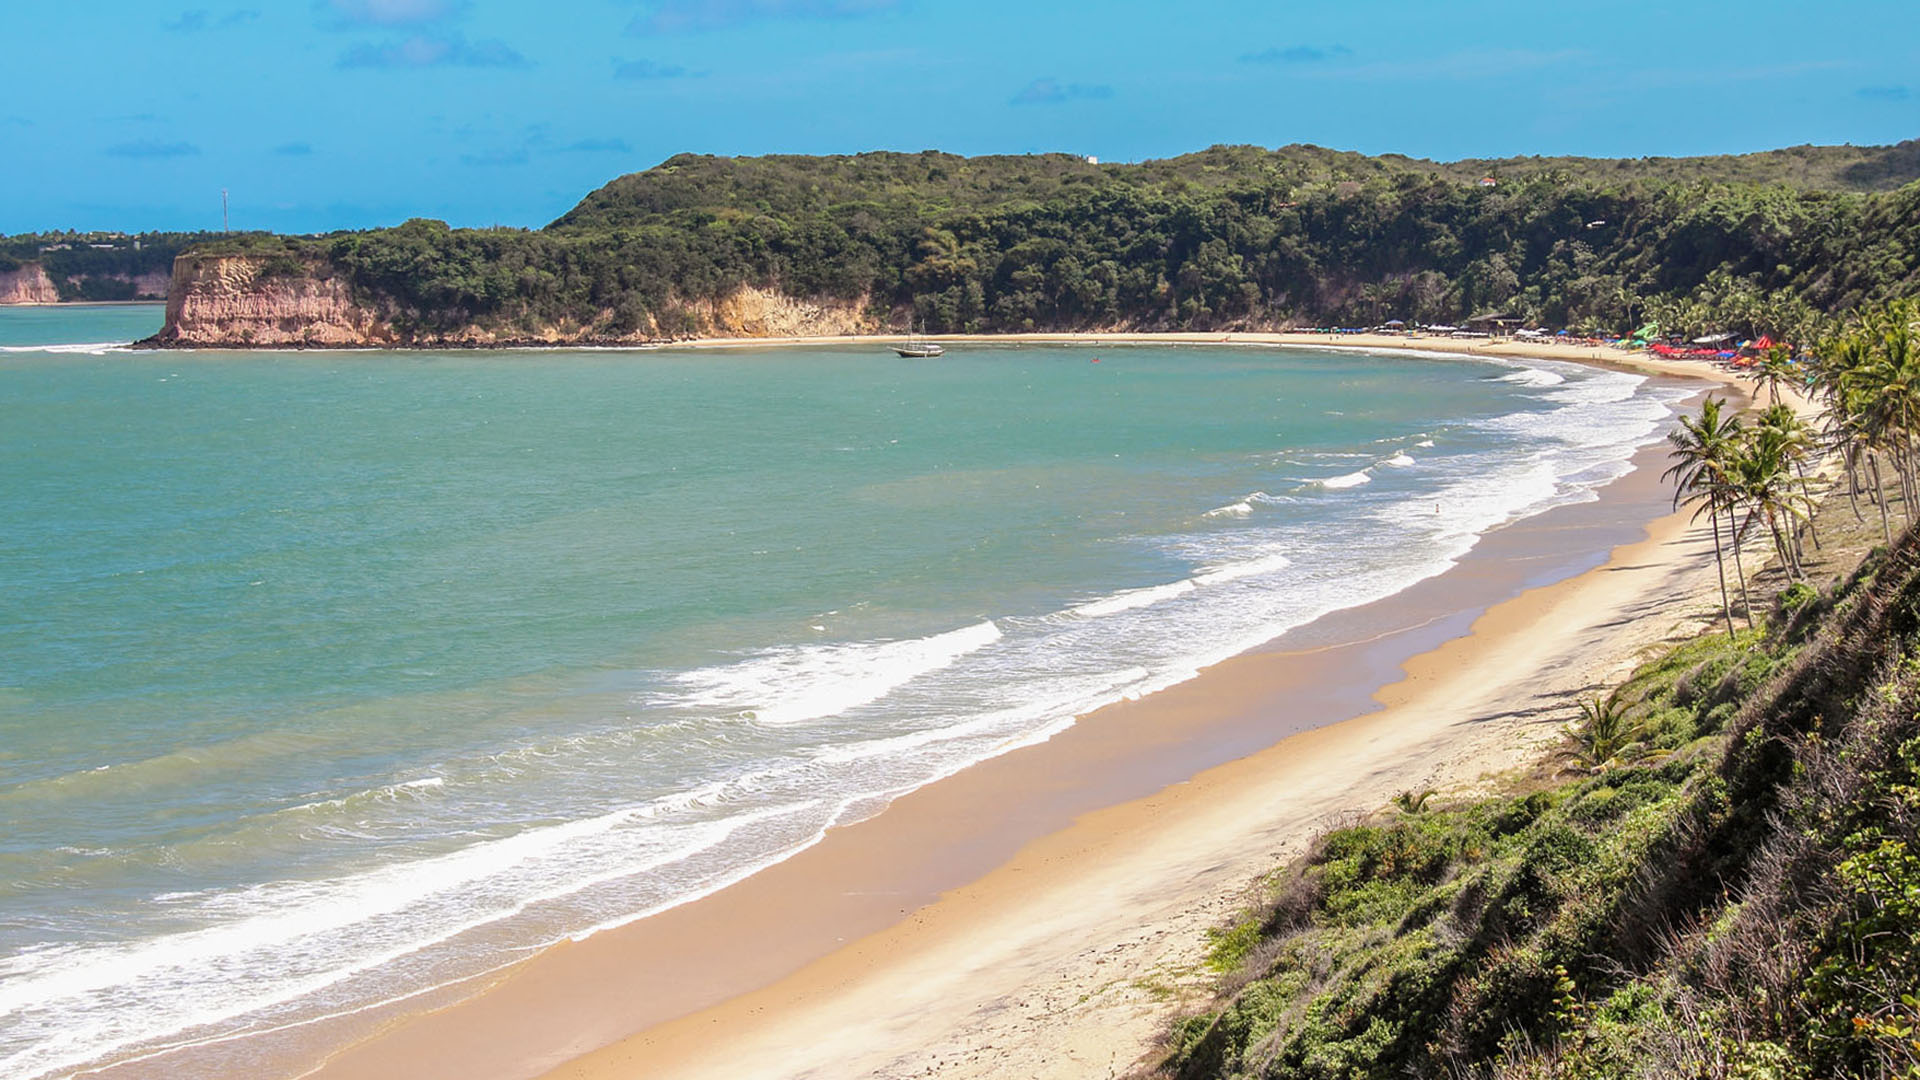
[[554, 141, 1920, 233], [182, 140, 1920, 344]]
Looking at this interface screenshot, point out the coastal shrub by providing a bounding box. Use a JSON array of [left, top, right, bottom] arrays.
[[254, 254, 307, 279], [1206, 916, 1264, 974]]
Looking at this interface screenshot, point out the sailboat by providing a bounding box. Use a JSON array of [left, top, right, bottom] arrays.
[[893, 318, 945, 358]]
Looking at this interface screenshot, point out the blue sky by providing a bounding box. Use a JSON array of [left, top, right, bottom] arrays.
[[2, 0, 1915, 234]]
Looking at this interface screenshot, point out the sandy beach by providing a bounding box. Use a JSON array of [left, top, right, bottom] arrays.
[[267, 335, 1752, 1080], [668, 330, 1681, 378]]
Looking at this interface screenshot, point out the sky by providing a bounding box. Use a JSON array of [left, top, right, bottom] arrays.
[[1, 0, 1916, 235]]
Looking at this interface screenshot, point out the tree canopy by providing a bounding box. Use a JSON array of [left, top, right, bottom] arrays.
[[174, 143, 1920, 342]]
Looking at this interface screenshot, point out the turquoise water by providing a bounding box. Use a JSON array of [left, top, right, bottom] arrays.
[[0, 303, 164, 349], [0, 308, 1689, 1078]]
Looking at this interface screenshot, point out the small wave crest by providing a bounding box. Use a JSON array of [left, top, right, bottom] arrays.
[[665, 620, 1003, 725], [1071, 579, 1198, 618], [1496, 367, 1566, 388], [1203, 490, 1292, 519], [1316, 469, 1372, 490], [1192, 552, 1294, 586], [281, 777, 447, 819], [1203, 500, 1253, 519]]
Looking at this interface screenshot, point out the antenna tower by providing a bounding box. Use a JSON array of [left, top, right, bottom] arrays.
[[222, 189, 230, 234]]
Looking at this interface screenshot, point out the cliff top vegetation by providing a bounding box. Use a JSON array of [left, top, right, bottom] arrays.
[[148, 140, 1920, 346], [551, 140, 1920, 232]]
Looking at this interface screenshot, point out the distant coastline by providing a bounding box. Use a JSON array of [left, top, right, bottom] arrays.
[[125, 324, 1731, 392]]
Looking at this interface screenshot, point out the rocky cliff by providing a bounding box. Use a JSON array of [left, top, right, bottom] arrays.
[[149, 255, 395, 347], [146, 255, 878, 347], [0, 264, 61, 304], [124, 269, 175, 300], [0, 263, 177, 304], [697, 285, 873, 339]]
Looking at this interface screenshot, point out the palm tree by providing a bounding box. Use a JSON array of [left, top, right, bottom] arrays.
[[1759, 403, 1822, 554], [1565, 689, 1642, 772], [1749, 345, 1800, 406], [1665, 396, 1747, 635], [1824, 306, 1920, 538], [1392, 789, 1436, 815], [1728, 421, 1816, 582]]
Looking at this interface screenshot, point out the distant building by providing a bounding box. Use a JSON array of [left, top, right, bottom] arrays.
[[1085, 156, 1099, 165], [1468, 311, 1523, 335], [1477, 176, 1498, 187]]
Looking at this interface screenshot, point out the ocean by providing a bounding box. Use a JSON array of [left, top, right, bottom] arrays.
[[0, 305, 1691, 1078]]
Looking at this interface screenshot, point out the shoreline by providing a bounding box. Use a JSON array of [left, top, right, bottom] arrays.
[[126, 327, 1715, 384], [244, 353, 1750, 1080]]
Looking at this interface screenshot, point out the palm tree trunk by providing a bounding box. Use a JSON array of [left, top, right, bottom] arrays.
[[1871, 453, 1893, 544], [1895, 441, 1917, 522], [1847, 457, 1865, 523], [1710, 506, 1735, 639], [1906, 445, 1919, 522], [1791, 457, 1822, 550], [1766, 512, 1795, 581], [1730, 506, 1756, 628]]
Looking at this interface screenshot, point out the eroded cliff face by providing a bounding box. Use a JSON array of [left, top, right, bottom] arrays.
[[697, 285, 874, 338], [153, 255, 396, 347], [150, 254, 879, 347], [0, 265, 176, 304], [0, 265, 61, 304], [127, 269, 175, 300]]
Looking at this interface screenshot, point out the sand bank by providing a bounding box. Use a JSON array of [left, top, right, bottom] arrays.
[[666, 329, 1724, 383], [265, 341, 1757, 1080]]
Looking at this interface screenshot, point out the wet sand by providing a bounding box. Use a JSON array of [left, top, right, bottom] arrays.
[[277, 343, 1749, 1080]]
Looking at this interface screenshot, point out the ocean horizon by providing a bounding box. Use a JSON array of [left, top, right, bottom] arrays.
[[0, 305, 1690, 1079]]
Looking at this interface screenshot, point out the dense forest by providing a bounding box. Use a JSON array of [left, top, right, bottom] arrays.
[[185, 140, 1920, 343], [0, 231, 223, 300]]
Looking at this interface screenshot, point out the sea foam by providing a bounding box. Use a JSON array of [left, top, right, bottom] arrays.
[[1317, 469, 1372, 489], [666, 620, 1004, 725]]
